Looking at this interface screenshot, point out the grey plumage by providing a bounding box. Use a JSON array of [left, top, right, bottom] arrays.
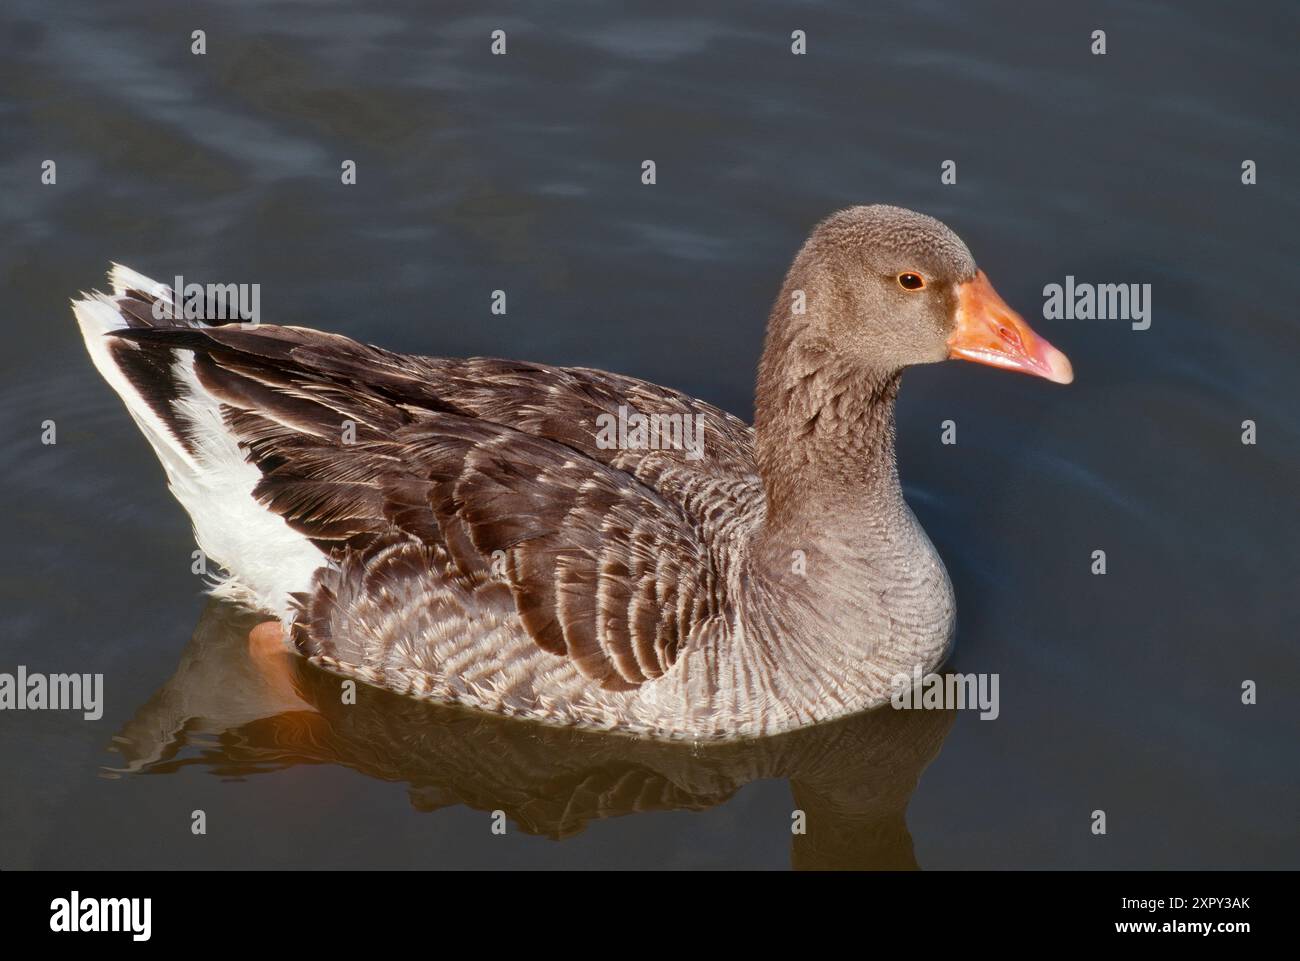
[[73, 205, 1063, 740]]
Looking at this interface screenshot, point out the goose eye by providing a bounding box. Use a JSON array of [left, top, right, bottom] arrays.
[[897, 272, 925, 291]]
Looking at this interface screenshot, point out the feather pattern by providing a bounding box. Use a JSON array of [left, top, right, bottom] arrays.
[[74, 209, 978, 739], [111, 317, 752, 692]]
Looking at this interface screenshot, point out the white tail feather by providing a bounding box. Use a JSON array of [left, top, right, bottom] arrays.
[[73, 266, 325, 619]]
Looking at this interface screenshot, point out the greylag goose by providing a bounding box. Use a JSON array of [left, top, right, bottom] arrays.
[[73, 205, 1072, 740]]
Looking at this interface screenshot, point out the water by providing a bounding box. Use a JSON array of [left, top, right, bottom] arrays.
[[1, 0, 1295, 869]]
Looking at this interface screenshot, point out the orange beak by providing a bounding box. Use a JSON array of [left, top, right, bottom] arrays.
[[948, 270, 1073, 384]]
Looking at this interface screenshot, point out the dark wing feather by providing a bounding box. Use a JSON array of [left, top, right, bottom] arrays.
[[111, 321, 751, 688], [116, 321, 758, 488]]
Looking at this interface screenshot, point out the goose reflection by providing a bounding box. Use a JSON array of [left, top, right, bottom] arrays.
[[108, 599, 954, 869]]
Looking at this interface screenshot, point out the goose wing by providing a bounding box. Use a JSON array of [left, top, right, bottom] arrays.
[[111, 317, 754, 688]]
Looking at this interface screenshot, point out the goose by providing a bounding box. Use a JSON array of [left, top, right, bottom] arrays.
[[73, 204, 1072, 740]]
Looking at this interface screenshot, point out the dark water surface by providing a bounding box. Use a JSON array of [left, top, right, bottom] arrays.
[[1, 1, 1295, 868]]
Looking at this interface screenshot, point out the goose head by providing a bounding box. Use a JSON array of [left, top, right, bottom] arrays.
[[754, 204, 1073, 525], [776, 204, 1072, 384]]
